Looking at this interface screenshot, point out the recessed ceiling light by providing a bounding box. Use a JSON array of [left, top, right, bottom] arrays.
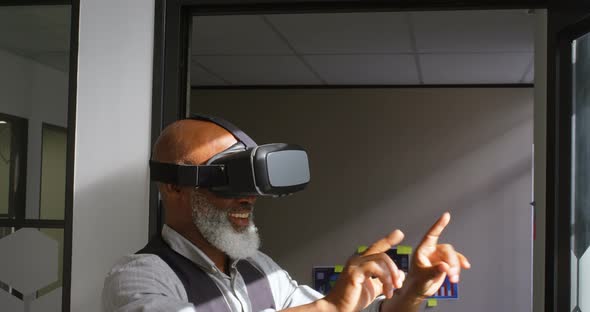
[[0, 121, 6, 124]]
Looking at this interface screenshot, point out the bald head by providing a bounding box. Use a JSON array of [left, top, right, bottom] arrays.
[[154, 120, 258, 263], [153, 119, 238, 166]]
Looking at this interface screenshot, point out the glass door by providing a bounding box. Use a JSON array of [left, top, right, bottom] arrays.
[[570, 31, 590, 312], [548, 10, 590, 312], [0, 3, 73, 311]]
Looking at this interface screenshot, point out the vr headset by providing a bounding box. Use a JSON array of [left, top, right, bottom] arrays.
[[149, 114, 310, 198]]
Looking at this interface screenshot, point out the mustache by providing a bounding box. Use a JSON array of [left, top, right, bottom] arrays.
[[230, 202, 255, 212]]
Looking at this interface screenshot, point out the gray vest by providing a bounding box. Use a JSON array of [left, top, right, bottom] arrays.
[[137, 236, 276, 311]]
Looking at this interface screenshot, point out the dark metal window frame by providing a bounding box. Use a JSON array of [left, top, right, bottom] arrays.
[[192, 84, 535, 91], [155, 2, 578, 311], [545, 10, 590, 312], [0, 1, 79, 311]]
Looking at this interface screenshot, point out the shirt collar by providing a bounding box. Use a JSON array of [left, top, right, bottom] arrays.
[[161, 224, 221, 274], [161, 225, 244, 274]]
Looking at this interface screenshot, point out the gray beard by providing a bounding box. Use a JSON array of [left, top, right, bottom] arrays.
[[190, 191, 260, 260]]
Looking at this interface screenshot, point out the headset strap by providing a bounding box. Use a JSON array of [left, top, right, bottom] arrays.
[[149, 161, 227, 186], [189, 114, 257, 148], [150, 114, 255, 186]]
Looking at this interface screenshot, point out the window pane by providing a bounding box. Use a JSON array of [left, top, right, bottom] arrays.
[[0, 5, 71, 220], [38, 229, 63, 296], [0, 4, 71, 310], [0, 115, 27, 221], [571, 32, 590, 312], [0, 227, 63, 311], [0, 121, 11, 218], [39, 125, 67, 220]]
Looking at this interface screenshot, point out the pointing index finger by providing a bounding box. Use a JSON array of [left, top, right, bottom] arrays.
[[364, 229, 405, 255], [418, 212, 451, 249]]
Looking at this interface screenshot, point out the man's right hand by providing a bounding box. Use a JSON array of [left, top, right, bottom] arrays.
[[320, 230, 406, 312]]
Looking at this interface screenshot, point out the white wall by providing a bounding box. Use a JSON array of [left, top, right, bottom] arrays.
[[72, 0, 154, 310], [0, 48, 69, 219], [533, 9, 547, 312], [191, 87, 533, 312]]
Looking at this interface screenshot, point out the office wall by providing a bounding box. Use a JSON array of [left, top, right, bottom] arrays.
[[0, 46, 68, 310], [191, 87, 533, 311], [0, 48, 68, 219], [72, 0, 154, 310]]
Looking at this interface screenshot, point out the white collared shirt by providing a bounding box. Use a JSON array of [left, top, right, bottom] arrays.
[[102, 225, 383, 312]]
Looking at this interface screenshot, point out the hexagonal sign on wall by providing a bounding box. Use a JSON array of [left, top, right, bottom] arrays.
[[0, 228, 58, 296], [0, 288, 23, 312], [31, 287, 62, 312]]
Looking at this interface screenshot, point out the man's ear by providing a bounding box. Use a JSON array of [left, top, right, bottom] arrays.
[[161, 183, 183, 197]]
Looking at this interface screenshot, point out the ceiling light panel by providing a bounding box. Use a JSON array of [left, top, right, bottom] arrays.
[[191, 15, 293, 55], [266, 12, 413, 54], [412, 10, 534, 53]]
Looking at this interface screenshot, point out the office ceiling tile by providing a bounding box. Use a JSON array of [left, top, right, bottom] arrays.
[[191, 60, 227, 86], [189, 10, 534, 86], [19, 5, 70, 26], [420, 53, 532, 84], [266, 12, 413, 54], [304, 54, 419, 85], [412, 10, 534, 53], [0, 6, 70, 71], [28, 51, 69, 73], [0, 6, 70, 55], [195, 55, 321, 85], [191, 15, 293, 55]]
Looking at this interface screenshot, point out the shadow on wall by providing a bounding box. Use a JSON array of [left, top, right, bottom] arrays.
[[70, 157, 150, 311], [191, 87, 533, 311]]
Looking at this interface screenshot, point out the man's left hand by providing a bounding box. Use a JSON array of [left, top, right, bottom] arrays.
[[381, 212, 471, 312], [405, 212, 470, 297]]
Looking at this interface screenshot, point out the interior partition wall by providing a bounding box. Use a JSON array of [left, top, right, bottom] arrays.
[[71, 0, 153, 311], [0, 1, 79, 311]]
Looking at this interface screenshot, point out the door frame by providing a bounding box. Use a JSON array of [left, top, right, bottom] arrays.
[[152, 2, 552, 311], [546, 9, 590, 311]]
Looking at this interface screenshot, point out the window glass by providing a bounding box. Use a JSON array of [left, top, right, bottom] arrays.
[[0, 4, 71, 310], [0, 121, 11, 218], [0, 227, 63, 310], [40, 125, 67, 220], [571, 32, 590, 312]]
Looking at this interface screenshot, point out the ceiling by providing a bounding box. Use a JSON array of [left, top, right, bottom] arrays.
[[0, 7, 536, 85], [191, 10, 536, 87], [0, 5, 70, 73]]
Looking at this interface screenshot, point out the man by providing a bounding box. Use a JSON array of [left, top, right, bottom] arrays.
[[102, 117, 470, 312]]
